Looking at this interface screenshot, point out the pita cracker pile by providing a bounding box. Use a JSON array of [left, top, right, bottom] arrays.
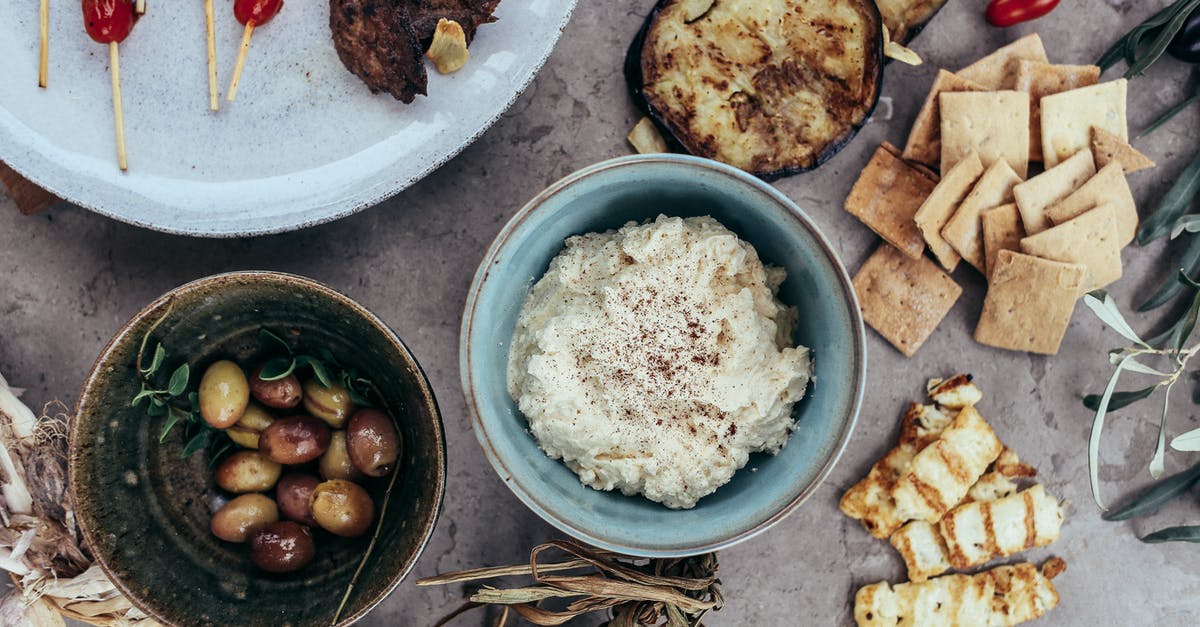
[[844, 34, 1156, 357], [842, 376, 1066, 627]]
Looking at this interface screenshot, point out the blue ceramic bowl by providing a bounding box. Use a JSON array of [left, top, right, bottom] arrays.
[[461, 155, 865, 557]]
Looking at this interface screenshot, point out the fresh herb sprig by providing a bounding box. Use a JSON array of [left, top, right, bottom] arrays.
[[256, 328, 374, 408], [131, 309, 232, 464], [1083, 287, 1200, 514]]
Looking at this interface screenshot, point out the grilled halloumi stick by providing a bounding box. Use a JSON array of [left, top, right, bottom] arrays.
[[854, 574, 993, 627], [842, 402, 955, 538], [926, 374, 983, 409], [854, 560, 1064, 627], [843, 375, 983, 538], [892, 406, 1003, 523], [841, 445, 917, 539], [889, 520, 951, 582], [981, 561, 1063, 627], [893, 481, 1061, 581], [940, 484, 1063, 570]]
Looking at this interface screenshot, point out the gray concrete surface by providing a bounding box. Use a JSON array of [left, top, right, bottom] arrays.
[[3, 0, 1199, 625]]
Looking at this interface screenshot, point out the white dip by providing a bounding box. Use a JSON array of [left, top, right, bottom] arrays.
[[506, 215, 812, 509]]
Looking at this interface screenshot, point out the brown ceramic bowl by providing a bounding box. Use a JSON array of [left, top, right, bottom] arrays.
[[69, 271, 445, 626]]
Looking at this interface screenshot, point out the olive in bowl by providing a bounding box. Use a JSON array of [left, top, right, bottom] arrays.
[[259, 414, 332, 465], [70, 271, 446, 626]]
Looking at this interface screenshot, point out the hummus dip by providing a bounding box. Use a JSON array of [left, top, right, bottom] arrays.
[[507, 215, 812, 509]]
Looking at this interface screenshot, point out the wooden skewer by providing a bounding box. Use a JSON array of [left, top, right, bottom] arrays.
[[135, 0, 145, 15], [205, 0, 218, 110], [109, 42, 128, 171], [38, 0, 49, 87], [226, 20, 255, 103]]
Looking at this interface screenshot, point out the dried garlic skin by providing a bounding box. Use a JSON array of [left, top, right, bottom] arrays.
[[426, 18, 470, 74], [627, 117, 669, 154]]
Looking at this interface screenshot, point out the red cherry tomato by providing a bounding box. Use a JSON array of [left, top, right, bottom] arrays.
[[82, 0, 137, 44], [986, 0, 1060, 27], [234, 0, 284, 26]]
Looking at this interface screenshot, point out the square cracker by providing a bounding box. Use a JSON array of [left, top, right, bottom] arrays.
[[903, 70, 988, 169], [1012, 148, 1096, 235], [1020, 203, 1123, 291], [941, 160, 1023, 273], [1045, 162, 1138, 247], [845, 143, 939, 260], [956, 33, 1049, 89], [915, 151, 985, 271], [941, 91, 1030, 178], [1092, 126, 1156, 174], [1041, 79, 1128, 168], [974, 250, 1087, 355], [1013, 61, 1101, 162], [981, 203, 1024, 280], [853, 244, 962, 357]]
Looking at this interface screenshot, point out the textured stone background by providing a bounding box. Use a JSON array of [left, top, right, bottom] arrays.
[[4, 0, 1199, 625]]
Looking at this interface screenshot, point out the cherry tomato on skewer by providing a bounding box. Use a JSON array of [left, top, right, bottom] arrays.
[[83, 0, 138, 44], [985, 0, 1060, 28], [234, 0, 283, 26]]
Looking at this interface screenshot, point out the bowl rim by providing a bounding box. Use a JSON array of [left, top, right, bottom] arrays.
[[68, 270, 447, 626], [459, 153, 866, 557]]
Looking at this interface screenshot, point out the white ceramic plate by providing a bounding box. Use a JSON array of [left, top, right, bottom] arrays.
[[0, 0, 575, 236]]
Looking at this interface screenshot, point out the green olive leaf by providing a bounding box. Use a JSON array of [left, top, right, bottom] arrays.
[[167, 363, 190, 397], [1141, 525, 1200, 544], [1125, 0, 1200, 77], [259, 328, 293, 355], [1084, 291, 1149, 346], [1082, 386, 1157, 411], [258, 356, 296, 381], [1140, 239, 1200, 311], [1150, 382, 1177, 478], [189, 391, 200, 412], [1141, 75, 1200, 139], [1090, 354, 1141, 510], [1170, 427, 1200, 451], [1105, 462, 1200, 520], [1137, 152, 1200, 246], [146, 401, 168, 418]]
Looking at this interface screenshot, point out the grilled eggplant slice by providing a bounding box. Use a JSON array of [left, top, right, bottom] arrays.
[[876, 0, 950, 45], [627, 0, 884, 179]]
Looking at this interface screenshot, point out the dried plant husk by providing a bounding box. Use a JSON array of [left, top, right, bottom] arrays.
[[0, 374, 159, 626], [417, 540, 723, 627]]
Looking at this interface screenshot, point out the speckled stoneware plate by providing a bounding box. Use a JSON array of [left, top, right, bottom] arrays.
[[0, 1, 575, 237], [70, 271, 446, 626], [461, 154, 866, 557]]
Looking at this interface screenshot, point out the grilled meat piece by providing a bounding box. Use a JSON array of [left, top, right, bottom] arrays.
[[403, 0, 500, 46], [330, 0, 428, 103]]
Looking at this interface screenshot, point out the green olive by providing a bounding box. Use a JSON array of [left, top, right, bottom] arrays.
[[249, 521, 315, 573], [226, 403, 275, 449], [346, 409, 401, 478], [199, 360, 250, 429], [249, 365, 303, 409], [214, 451, 282, 493], [302, 379, 356, 429], [210, 494, 278, 543], [319, 431, 364, 481], [309, 480, 374, 538]]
